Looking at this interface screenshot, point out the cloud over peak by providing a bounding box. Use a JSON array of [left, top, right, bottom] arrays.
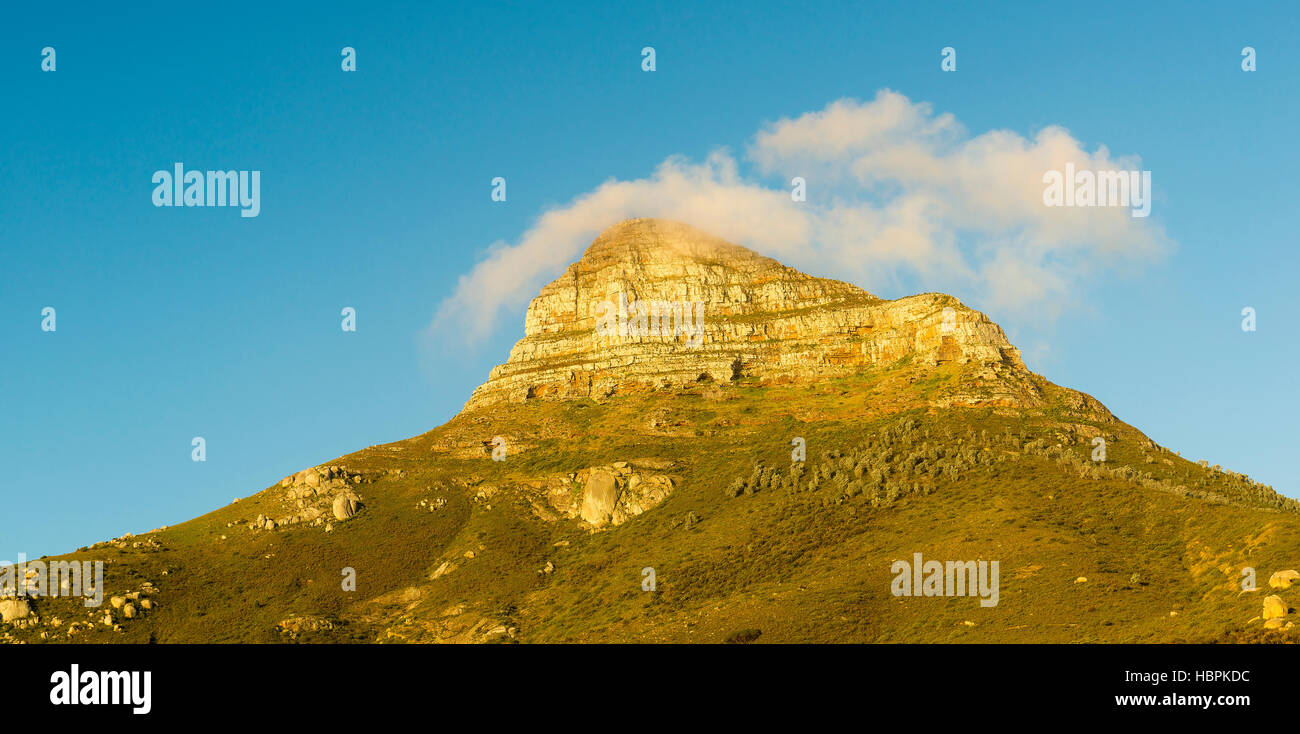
[[432, 89, 1170, 342]]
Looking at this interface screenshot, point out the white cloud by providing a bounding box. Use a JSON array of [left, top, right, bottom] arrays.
[[432, 89, 1171, 341]]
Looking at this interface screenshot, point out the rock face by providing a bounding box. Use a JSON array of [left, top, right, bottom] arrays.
[[464, 218, 1027, 411], [537, 462, 676, 529], [579, 470, 620, 526]]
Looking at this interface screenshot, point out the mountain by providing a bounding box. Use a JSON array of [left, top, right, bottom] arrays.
[[4, 218, 1298, 644], [468, 218, 1034, 410]]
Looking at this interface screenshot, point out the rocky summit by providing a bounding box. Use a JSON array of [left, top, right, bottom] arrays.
[[4, 218, 1300, 645], [467, 218, 1030, 410]]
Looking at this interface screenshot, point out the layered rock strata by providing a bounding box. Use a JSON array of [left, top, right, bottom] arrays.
[[465, 218, 1026, 410]]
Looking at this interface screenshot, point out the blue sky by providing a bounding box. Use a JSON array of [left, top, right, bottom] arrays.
[[3, 0, 1298, 558]]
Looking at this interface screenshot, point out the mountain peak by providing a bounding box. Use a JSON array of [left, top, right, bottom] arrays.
[[580, 217, 790, 267], [573, 218, 865, 300], [465, 219, 1028, 411]]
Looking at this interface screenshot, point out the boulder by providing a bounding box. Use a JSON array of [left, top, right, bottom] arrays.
[[1263, 595, 1288, 620], [276, 616, 334, 638], [615, 474, 673, 522], [580, 470, 620, 526], [1268, 570, 1300, 590], [0, 598, 32, 623], [332, 494, 360, 521]]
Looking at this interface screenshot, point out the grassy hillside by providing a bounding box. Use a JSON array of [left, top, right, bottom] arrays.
[[5, 360, 1298, 644]]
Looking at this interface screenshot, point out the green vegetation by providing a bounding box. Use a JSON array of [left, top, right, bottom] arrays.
[[6, 362, 1298, 645]]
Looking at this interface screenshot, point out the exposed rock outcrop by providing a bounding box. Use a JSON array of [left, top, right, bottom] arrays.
[[465, 219, 1027, 411], [0, 598, 32, 623], [541, 463, 676, 529], [332, 493, 361, 521], [579, 470, 619, 525]]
